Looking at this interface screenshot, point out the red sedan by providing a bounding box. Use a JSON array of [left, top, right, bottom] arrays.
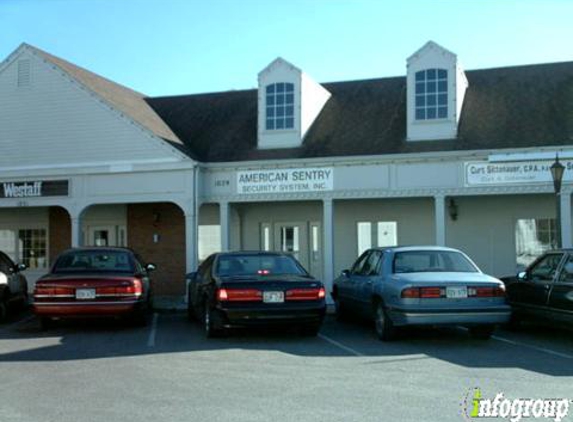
[[33, 247, 156, 329]]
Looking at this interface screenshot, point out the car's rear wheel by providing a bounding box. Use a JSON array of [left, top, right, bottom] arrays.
[[469, 325, 494, 340], [334, 296, 348, 322], [374, 302, 396, 341], [204, 303, 225, 338], [506, 313, 522, 331], [0, 297, 8, 322], [187, 293, 196, 322]]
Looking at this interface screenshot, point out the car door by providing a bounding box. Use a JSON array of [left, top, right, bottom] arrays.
[[0, 252, 21, 299], [339, 251, 370, 312], [355, 250, 383, 316], [514, 252, 565, 315], [547, 253, 573, 324], [192, 255, 215, 310]]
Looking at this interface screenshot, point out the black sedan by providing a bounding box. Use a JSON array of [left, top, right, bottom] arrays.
[[502, 249, 573, 328], [187, 252, 326, 337]]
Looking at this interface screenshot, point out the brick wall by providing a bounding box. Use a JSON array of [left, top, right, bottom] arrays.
[[127, 203, 185, 296], [49, 206, 71, 265]]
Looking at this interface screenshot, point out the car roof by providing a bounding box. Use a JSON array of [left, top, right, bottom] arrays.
[[60, 247, 135, 254], [214, 251, 291, 257]]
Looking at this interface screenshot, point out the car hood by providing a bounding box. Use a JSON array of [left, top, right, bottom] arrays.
[[392, 272, 502, 285]]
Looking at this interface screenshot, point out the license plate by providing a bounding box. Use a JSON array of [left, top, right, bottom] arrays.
[[446, 286, 468, 299], [263, 291, 284, 303], [76, 288, 96, 300]]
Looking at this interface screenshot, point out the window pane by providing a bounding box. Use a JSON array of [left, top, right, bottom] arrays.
[[266, 119, 274, 130], [276, 83, 285, 93], [276, 106, 284, 117], [276, 95, 284, 105], [415, 108, 425, 120], [427, 81, 436, 93], [438, 69, 447, 79], [415, 95, 425, 107], [438, 80, 447, 92], [357, 222, 372, 256], [416, 82, 425, 94], [438, 107, 447, 118], [18, 229, 47, 269], [266, 95, 274, 106], [266, 85, 275, 94], [427, 69, 436, 79], [285, 117, 294, 128], [438, 94, 447, 105], [276, 119, 284, 129], [427, 95, 436, 106], [286, 93, 294, 104], [427, 107, 437, 119], [266, 107, 274, 118], [285, 105, 294, 116], [415, 71, 425, 81], [377, 222, 397, 247], [285, 83, 294, 92]]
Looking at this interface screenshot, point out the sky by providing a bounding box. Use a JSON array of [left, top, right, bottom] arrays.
[[1, 0, 572, 97]]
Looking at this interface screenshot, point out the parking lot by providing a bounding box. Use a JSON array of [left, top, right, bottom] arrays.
[[1, 312, 573, 422]]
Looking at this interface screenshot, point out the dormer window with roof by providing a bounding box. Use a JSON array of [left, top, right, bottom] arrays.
[[257, 58, 331, 149], [407, 41, 468, 141], [265, 82, 295, 130], [415, 68, 448, 120]]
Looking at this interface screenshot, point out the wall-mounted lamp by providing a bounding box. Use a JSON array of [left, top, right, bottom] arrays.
[[448, 198, 458, 221]]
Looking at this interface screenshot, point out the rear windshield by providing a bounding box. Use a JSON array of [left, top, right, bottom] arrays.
[[393, 251, 479, 273], [215, 254, 308, 277], [53, 250, 135, 273]]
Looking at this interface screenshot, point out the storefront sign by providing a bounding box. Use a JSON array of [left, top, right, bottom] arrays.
[[237, 168, 334, 194], [0, 180, 69, 198], [465, 161, 573, 186]]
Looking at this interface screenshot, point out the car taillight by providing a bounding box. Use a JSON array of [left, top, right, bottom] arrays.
[[34, 286, 74, 297], [97, 279, 143, 297], [468, 286, 505, 298], [286, 287, 326, 301], [401, 287, 445, 299], [217, 288, 262, 302], [401, 287, 420, 299]]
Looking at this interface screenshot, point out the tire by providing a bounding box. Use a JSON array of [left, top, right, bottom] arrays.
[[0, 297, 7, 322], [131, 298, 151, 327], [506, 313, 522, 331], [187, 293, 196, 322], [374, 301, 396, 341], [203, 303, 225, 338], [334, 296, 348, 322], [469, 325, 494, 340]]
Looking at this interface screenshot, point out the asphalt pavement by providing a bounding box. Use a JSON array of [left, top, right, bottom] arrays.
[[1, 311, 572, 422]]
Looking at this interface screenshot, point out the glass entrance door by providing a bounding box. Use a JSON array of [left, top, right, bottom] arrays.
[[87, 225, 126, 247]]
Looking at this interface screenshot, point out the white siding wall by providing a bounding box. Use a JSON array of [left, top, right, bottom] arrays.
[[0, 50, 180, 168]]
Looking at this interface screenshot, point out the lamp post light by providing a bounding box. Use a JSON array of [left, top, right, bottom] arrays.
[[550, 154, 565, 249]]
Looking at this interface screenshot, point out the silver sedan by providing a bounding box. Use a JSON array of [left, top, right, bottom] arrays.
[[332, 246, 511, 341]]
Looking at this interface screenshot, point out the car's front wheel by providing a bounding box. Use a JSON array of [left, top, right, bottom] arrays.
[[469, 325, 495, 340], [374, 302, 396, 341]]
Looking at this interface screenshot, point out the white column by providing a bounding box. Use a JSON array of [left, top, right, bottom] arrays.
[[560, 191, 572, 248], [323, 198, 334, 303], [71, 216, 82, 247], [434, 195, 446, 246], [185, 210, 198, 273], [219, 201, 230, 252]]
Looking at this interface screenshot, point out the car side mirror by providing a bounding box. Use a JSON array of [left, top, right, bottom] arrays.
[[145, 263, 157, 272], [11, 263, 26, 273], [186, 272, 197, 281], [341, 269, 350, 278], [517, 271, 527, 281]]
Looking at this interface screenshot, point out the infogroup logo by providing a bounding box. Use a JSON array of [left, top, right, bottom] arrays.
[[462, 388, 571, 422]]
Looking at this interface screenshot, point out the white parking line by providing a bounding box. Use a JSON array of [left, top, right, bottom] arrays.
[[147, 313, 159, 348], [492, 335, 573, 360], [318, 333, 364, 357]]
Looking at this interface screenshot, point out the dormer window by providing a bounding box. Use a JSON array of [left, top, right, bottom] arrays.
[[265, 82, 295, 130], [415, 68, 448, 120]]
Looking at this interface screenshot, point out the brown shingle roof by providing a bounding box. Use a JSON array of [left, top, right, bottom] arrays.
[[146, 61, 573, 162], [27, 44, 183, 147]]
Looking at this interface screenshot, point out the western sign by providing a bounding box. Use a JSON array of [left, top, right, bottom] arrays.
[[1, 180, 69, 199]]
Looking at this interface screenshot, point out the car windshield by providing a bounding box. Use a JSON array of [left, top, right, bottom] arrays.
[[53, 250, 135, 273], [215, 254, 308, 278], [393, 250, 479, 273]]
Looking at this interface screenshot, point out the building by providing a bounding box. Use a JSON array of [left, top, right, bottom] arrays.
[[0, 41, 572, 299]]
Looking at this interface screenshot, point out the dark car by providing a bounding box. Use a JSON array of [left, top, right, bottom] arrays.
[[502, 249, 573, 328], [333, 246, 511, 340], [0, 251, 28, 321], [187, 251, 327, 337], [33, 247, 156, 329]]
